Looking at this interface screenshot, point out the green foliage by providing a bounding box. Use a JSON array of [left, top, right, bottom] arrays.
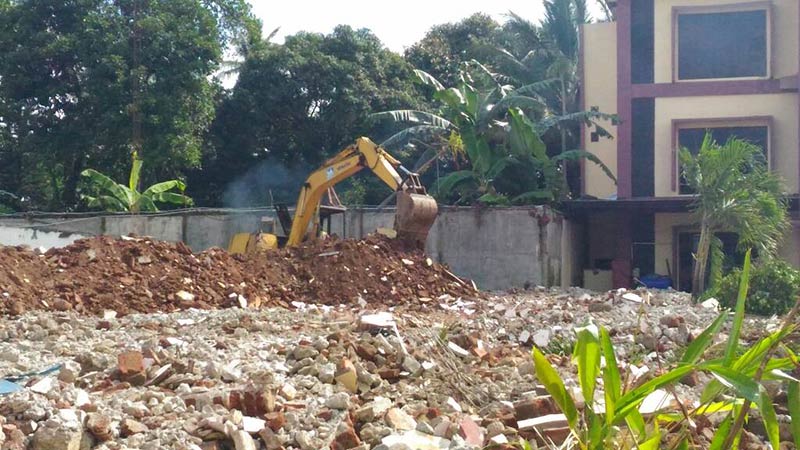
[[0, 190, 17, 214], [533, 251, 800, 450], [531, 250, 800, 449], [198, 25, 427, 206], [405, 13, 502, 87], [532, 323, 676, 449], [715, 258, 800, 316], [0, 0, 259, 210], [681, 133, 789, 297], [80, 156, 193, 213], [374, 65, 615, 206]]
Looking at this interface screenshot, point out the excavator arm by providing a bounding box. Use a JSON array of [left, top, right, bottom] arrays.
[[286, 137, 438, 247]]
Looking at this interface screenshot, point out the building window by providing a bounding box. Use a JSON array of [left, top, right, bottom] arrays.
[[675, 5, 769, 81], [674, 119, 771, 195]]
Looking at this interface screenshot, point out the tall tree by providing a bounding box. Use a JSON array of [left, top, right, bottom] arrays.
[[491, 1, 595, 194], [197, 26, 426, 207], [405, 13, 502, 87], [680, 134, 788, 298], [0, 0, 259, 210]]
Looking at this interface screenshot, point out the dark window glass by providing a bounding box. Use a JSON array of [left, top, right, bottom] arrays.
[[631, 0, 655, 84], [678, 10, 767, 80], [632, 98, 654, 197], [678, 125, 768, 194]]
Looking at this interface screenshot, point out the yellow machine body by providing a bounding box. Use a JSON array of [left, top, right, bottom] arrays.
[[228, 137, 438, 254]]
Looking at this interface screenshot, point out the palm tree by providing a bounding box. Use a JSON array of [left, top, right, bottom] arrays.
[[491, 2, 607, 193], [214, 27, 281, 84], [372, 63, 615, 205], [594, 0, 616, 21], [680, 134, 789, 298]]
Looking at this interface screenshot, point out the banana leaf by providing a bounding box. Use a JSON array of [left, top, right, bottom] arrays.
[[81, 169, 136, 210]]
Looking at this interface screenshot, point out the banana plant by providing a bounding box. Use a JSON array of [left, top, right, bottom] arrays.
[[0, 189, 18, 213], [80, 153, 193, 213], [372, 62, 616, 205]]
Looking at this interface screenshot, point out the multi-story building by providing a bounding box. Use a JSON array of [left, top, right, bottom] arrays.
[[569, 0, 800, 291]]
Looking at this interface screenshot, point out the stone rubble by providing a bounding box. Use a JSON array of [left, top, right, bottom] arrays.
[[0, 286, 784, 449]]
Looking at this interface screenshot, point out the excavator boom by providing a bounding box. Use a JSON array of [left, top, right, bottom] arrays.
[[286, 137, 438, 247]]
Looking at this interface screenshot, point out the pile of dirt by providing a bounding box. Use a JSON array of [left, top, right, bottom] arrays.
[[0, 234, 478, 316]]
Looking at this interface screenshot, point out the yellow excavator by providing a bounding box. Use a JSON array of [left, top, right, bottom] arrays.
[[228, 137, 439, 253]]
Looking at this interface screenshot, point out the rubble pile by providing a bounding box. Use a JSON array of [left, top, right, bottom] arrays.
[[0, 287, 786, 449], [0, 235, 477, 316]]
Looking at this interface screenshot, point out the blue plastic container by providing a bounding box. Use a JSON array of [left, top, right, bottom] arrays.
[[638, 275, 673, 290]]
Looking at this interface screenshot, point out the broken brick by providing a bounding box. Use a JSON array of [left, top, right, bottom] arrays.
[[459, 417, 485, 447], [120, 418, 148, 437], [514, 395, 558, 421], [117, 351, 144, 376], [266, 412, 286, 432], [331, 424, 361, 450]]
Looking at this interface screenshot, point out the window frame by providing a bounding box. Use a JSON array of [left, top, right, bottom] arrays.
[[671, 116, 773, 194], [672, 2, 773, 83]]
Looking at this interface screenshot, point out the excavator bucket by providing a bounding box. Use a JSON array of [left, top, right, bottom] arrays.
[[395, 191, 438, 248]]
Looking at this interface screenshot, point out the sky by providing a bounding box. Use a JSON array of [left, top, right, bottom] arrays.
[[247, 0, 604, 53]]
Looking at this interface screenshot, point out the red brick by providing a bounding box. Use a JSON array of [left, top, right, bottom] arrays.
[[514, 396, 558, 421], [117, 351, 144, 375], [459, 417, 484, 447], [331, 424, 361, 450], [266, 412, 286, 432]]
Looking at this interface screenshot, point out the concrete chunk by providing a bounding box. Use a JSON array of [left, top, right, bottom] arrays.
[[232, 430, 258, 450]]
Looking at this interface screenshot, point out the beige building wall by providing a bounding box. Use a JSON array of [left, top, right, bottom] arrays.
[[653, 0, 799, 84], [581, 22, 618, 199], [654, 94, 800, 196]]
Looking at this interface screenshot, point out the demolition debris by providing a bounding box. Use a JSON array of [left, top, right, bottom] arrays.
[[0, 235, 477, 316]]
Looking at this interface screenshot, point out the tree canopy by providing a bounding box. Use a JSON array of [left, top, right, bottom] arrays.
[[194, 25, 427, 206], [0, 0, 260, 210], [0, 1, 616, 211]]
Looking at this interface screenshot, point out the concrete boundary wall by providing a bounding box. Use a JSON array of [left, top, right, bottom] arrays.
[[0, 207, 567, 291]]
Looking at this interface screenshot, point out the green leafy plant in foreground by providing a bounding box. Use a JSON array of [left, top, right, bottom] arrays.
[[80, 154, 193, 213], [531, 250, 800, 449]]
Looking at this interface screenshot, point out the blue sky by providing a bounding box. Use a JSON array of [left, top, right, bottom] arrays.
[[246, 1, 604, 52]]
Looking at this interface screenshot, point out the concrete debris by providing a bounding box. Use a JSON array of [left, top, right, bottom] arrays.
[[0, 276, 783, 450], [380, 430, 450, 449], [335, 359, 358, 393], [31, 425, 85, 450], [532, 329, 551, 348], [701, 297, 720, 309], [638, 389, 675, 415], [231, 429, 258, 450], [384, 408, 416, 431], [325, 392, 351, 410], [446, 342, 470, 358], [120, 418, 148, 437], [621, 292, 643, 303], [28, 377, 56, 395]]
